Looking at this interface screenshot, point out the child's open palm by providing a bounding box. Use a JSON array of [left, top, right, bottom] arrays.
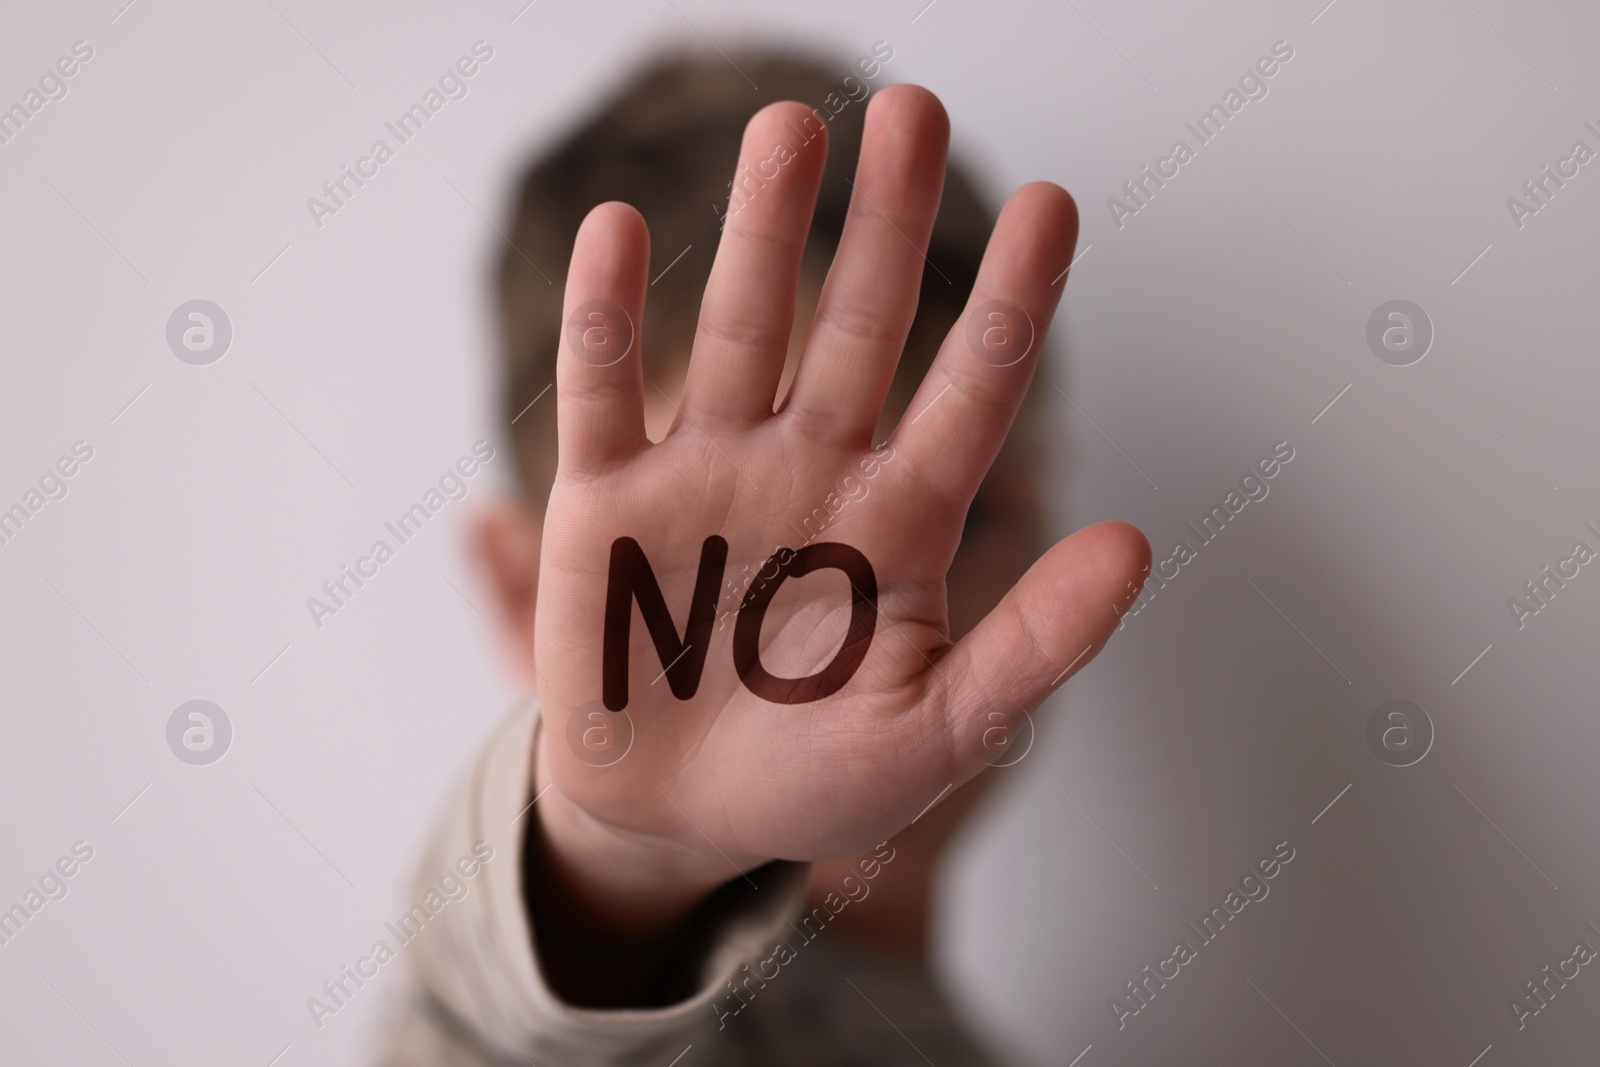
[[532, 85, 1149, 929]]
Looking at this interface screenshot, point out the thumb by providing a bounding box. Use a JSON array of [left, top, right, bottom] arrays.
[[936, 520, 1150, 768]]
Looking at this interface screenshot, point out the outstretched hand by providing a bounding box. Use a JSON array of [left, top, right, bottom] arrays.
[[531, 84, 1149, 941]]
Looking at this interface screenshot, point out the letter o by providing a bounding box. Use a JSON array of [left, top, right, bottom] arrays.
[[733, 542, 877, 703]]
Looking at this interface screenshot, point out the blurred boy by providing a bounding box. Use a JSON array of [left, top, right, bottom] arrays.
[[379, 53, 1146, 1066]]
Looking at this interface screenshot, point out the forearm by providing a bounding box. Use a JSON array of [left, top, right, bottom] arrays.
[[378, 702, 812, 1066], [526, 725, 766, 1006], [530, 728, 741, 930]]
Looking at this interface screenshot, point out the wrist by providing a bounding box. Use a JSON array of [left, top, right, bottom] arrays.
[[530, 726, 747, 935]]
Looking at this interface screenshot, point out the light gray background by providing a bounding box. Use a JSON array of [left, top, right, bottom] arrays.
[[2, 1, 1597, 1064]]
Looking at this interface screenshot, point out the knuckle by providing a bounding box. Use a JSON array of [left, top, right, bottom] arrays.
[[812, 300, 907, 349]]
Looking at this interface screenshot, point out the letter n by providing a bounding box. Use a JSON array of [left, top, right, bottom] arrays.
[[603, 536, 727, 710]]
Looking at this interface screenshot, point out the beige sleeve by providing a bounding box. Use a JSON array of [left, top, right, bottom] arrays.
[[373, 700, 810, 1067]]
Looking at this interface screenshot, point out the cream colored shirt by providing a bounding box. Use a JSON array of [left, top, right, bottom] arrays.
[[374, 702, 996, 1067]]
